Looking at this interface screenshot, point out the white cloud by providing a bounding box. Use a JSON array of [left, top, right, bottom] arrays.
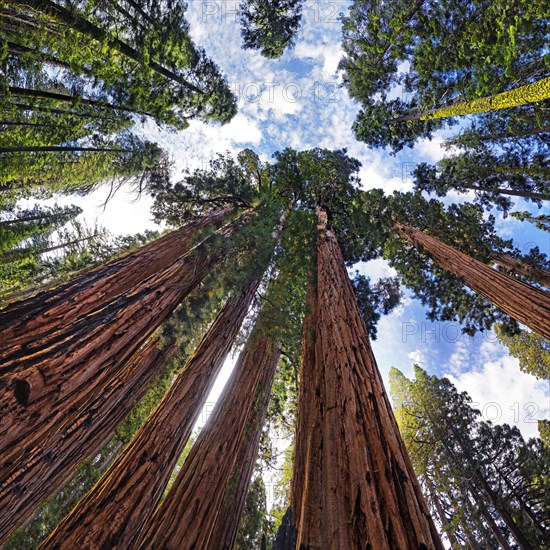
[[446, 356, 549, 440]]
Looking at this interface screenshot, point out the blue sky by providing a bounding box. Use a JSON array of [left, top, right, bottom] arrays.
[[48, 0, 549, 439]]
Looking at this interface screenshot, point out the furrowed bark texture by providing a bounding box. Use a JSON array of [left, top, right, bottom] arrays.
[[395, 223, 550, 339], [0, 337, 175, 543], [139, 331, 281, 549], [40, 280, 260, 550], [0, 206, 230, 361], [294, 224, 443, 549], [0, 216, 244, 479], [491, 252, 550, 290], [291, 281, 324, 548], [206, 336, 281, 550]]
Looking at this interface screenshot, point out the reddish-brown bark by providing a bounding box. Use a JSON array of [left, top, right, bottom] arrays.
[[0, 206, 230, 362], [40, 280, 260, 550], [293, 221, 443, 549], [395, 223, 550, 339], [207, 335, 281, 549], [139, 330, 281, 549], [491, 252, 550, 289], [0, 337, 175, 543], [0, 216, 244, 477]]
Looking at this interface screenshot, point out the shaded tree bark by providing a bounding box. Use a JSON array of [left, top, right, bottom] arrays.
[[139, 325, 281, 548], [395, 223, 550, 339], [40, 279, 261, 550], [207, 337, 281, 549], [0, 337, 175, 543], [0, 206, 230, 367], [293, 215, 443, 548], [0, 215, 247, 480]]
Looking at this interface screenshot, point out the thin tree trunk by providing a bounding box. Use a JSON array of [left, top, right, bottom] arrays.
[[395, 223, 550, 339], [491, 252, 550, 289], [0, 206, 230, 366], [294, 213, 443, 548], [8, 86, 150, 116], [207, 337, 281, 549], [389, 76, 550, 123], [291, 279, 325, 548], [476, 498, 514, 550], [0, 215, 247, 478], [139, 328, 281, 548], [40, 279, 261, 550], [426, 476, 459, 548], [18, 0, 204, 94], [0, 337, 176, 543]]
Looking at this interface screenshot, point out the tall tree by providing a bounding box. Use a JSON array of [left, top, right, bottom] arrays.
[[139, 313, 282, 548], [291, 211, 442, 548], [390, 366, 549, 548], [0, 214, 249, 481], [41, 281, 262, 550], [0, 206, 231, 362], [394, 222, 550, 339]]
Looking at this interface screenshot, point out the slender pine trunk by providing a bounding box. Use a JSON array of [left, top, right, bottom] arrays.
[[426, 476, 459, 548], [139, 328, 281, 548], [0, 337, 175, 543], [456, 183, 550, 202], [292, 212, 443, 548], [40, 280, 261, 550], [395, 223, 550, 339]]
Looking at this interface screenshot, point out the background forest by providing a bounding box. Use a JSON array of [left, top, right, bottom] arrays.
[[0, 0, 548, 549]]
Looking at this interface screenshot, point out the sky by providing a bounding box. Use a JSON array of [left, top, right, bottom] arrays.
[[45, 0, 549, 441]]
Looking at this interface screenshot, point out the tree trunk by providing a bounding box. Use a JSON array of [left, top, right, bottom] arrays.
[[395, 223, 550, 339], [426, 476, 459, 548], [207, 338, 281, 549], [0, 207, 230, 366], [40, 279, 261, 550], [293, 215, 443, 549], [456, 183, 550, 202], [139, 328, 281, 549], [389, 76, 550, 123], [476, 497, 513, 550], [491, 252, 550, 290], [290, 279, 325, 548], [0, 337, 175, 543], [18, 0, 204, 94], [0, 215, 246, 478]]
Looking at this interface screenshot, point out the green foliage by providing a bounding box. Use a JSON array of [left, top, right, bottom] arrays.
[[235, 476, 270, 549], [390, 365, 549, 547], [239, 0, 303, 59], [495, 323, 550, 379], [341, 0, 550, 151]]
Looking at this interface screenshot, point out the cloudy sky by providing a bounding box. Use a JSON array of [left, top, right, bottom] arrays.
[[59, 0, 549, 440]]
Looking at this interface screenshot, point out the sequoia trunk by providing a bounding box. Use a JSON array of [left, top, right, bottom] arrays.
[[139, 329, 281, 548], [0, 337, 175, 543], [0, 216, 245, 475], [293, 216, 443, 548], [395, 223, 550, 339], [40, 280, 260, 550], [0, 206, 230, 359]]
